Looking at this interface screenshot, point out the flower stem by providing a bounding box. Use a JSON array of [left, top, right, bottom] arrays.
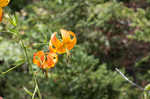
[[20, 39, 42, 99], [8, 15, 42, 99]]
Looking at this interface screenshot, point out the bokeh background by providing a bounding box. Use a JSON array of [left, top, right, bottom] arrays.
[[1, 0, 150, 99]]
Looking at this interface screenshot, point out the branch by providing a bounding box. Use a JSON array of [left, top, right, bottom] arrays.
[[115, 68, 144, 91]]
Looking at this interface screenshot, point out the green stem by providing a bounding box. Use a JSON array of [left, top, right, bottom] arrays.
[[20, 39, 42, 99], [144, 91, 147, 99], [1, 65, 21, 75], [32, 85, 38, 99], [23, 87, 33, 96], [8, 16, 42, 99], [20, 40, 32, 72], [34, 76, 42, 99], [2, 33, 42, 99]]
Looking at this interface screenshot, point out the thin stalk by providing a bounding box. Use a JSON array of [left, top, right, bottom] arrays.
[[23, 87, 33, 96], [8, 16, 42, 99], [20, 40, 32, 72], [20, 39, 42, 99], [32, 85, 38, 99], [144, 92, 147, 99], [66, 48, 71, 64], [0, 31, 17, 35], [34, 76, 42, 99], [115, 68, 144, 91], [1, 65, 21, 75]]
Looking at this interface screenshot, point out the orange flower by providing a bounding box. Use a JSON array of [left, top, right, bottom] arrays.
[[0, 0, 10, 22], [49, 29, 77, 54], [33, 51, 58, 69]]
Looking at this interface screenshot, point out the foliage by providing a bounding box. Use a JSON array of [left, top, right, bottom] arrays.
[[0, 0, 150, 99]]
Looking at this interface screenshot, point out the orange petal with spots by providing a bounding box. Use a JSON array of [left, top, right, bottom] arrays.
[[46, 52, 58, 68], [65, 31, 77, 50], [33, 51, 58, 69], [60, 29, 77, 51], [61, 29, 77, 50], [0, 0, 10, 7], [0, 8, 2, 22], [49, 32, 64, 54], [33, 51, 45, 68], [60, 29, 71, 43], [50, 32, 63, 48], [49, 29, 77, 54], [48, 51, 58, 64]]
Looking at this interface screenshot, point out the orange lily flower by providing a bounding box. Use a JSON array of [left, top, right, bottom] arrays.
[[0, 0, 10, 22], [33, 51, 58, 69], [49, 29, 77, 54]]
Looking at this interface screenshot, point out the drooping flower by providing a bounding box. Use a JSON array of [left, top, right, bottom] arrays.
[[0, 0, 10, 22], [49, 29, 77, 54], [33, 51, 58, 69]]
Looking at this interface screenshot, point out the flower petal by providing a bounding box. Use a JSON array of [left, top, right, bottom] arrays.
[[46, 52, 58, 68], [66, 31, 77, 50], [49, 41, 57, 53], [49, 32, 65, 54], [0, 8, 2, 22], [0, 0, 10, 7], [56, 47, 66, 54], [33, 51, 45, 68], [49, 29, 77, 54], [60, 29, 77, 52], [49, 51, 58, 64], [61, 29, 77, 49], [33, 51, 58, 69], [60, 29, 70, 43], [49, 41, 66, 54], [50, 32, 63, 48]]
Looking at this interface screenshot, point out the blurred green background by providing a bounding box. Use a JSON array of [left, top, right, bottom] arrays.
[[1, 0, 150, 99]]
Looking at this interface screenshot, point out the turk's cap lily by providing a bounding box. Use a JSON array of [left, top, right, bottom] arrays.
[[49, 29, 77, 54], [33, 51, 58, 69], [0, 0, 10, 22], [0, 8, 2, 22], [0, 0, 10, 7]]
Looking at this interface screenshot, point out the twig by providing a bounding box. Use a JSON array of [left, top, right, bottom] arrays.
[[115, 68, 144, 91]]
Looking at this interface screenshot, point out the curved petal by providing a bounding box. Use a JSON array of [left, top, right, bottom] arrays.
[[0, 0, 10, 7], [46, 52, 58, 68], [33, 51, 45, 68], [49, 42, 66, 54], [60, 29, 70, 43], [49, 32, 66, 54], [49, 29, 77, 54], [49, 41, 57, 53], [50, 32, 63, 48], [60, 29, 77, 51], [56, 47, 66, 54], [0, 8, 2, 22], [46, 57, 54, 68], [48, 51, 58, 64], [41, 61, 48, 69], [66, 31, 77, 50]]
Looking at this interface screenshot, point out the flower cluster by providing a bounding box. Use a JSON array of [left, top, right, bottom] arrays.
[[0, 0, 10, 22], [33, 29, 77, 70]]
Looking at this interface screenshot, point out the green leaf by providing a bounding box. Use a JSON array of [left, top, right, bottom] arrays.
[[13, 59, 25, 66], [145, 84, 150, 91], [9, 14, 17, 27], [1, 59, 25, 75], [32, 85, 38, 99], [23, 87, 33, 96]]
